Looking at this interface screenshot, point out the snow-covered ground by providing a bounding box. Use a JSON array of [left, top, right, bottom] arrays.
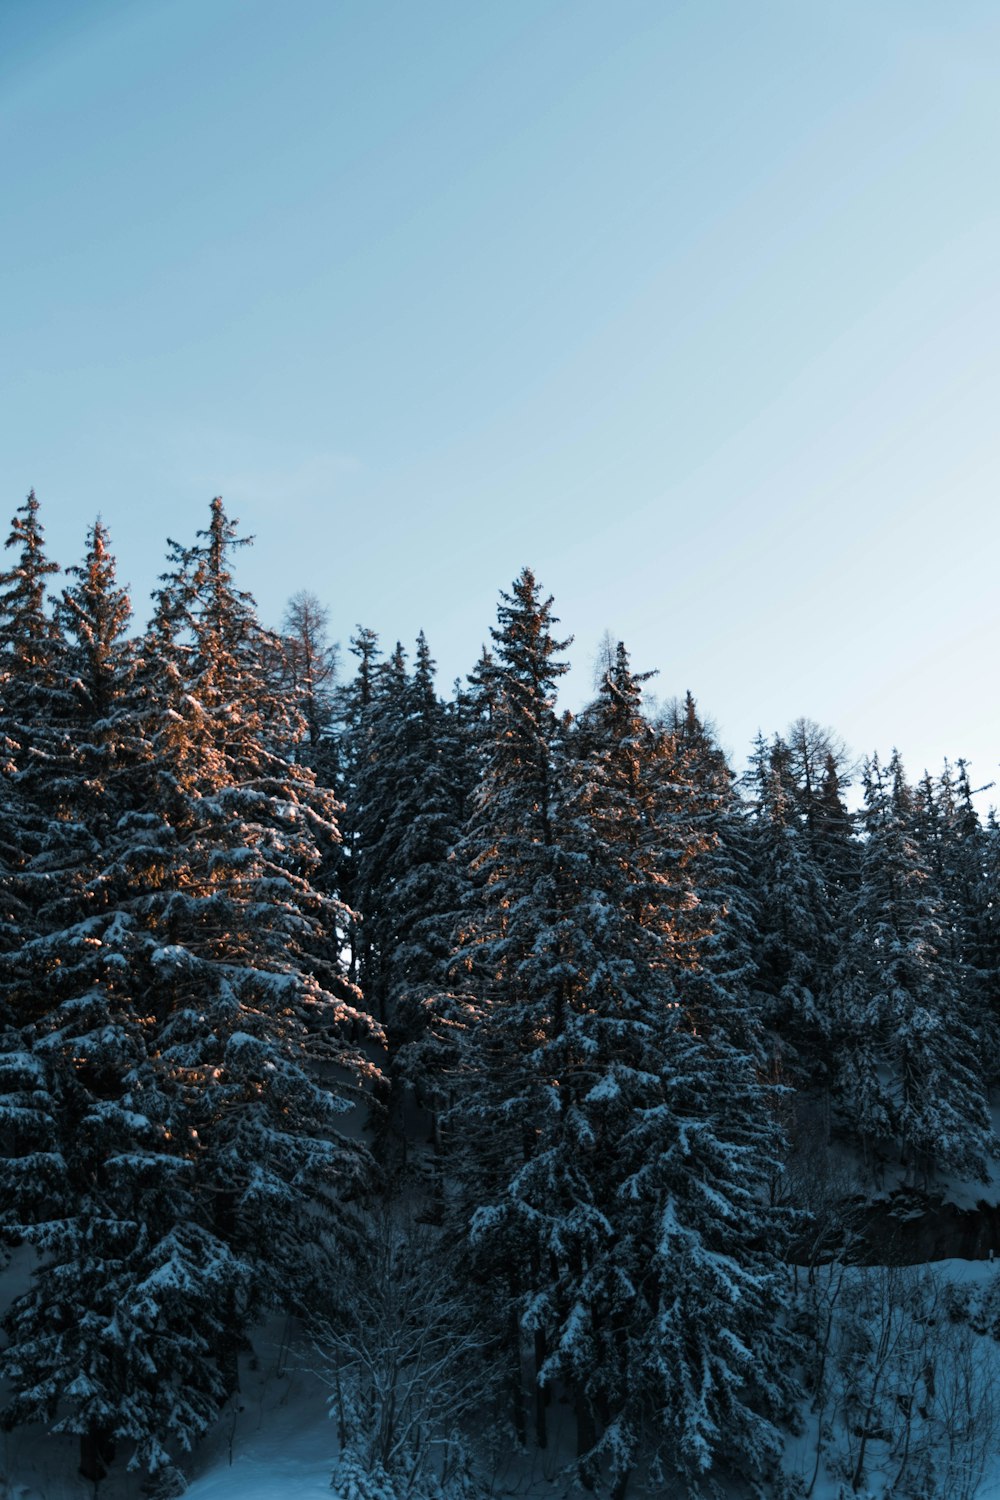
[[0, 1314, 333, 1500], [783, 1258, 1000, 1500], [183, 1346, 334, 1500], [7, 1257, 1000, 1499], [0, 1297, 569, 1500]]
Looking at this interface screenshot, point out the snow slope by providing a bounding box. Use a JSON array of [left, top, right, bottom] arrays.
[[7, 1262, 1000, 1499]]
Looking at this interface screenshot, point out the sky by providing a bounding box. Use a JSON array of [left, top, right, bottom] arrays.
[[3, 0, 1000, 789]]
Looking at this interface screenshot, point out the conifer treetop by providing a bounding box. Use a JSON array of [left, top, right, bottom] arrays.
[[0, 489, 60, 662], [490, 567, 572, 694], [58, 518, 134, 721]]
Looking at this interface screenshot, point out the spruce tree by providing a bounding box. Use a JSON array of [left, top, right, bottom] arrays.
[[746, 733, 835, 1089], [0, 490, 64, 957], [139, 497, 378, 1302], [436, 604, 796, 1491], [527, 648, 794, 1492], [358, 634, 467, 1029], [980, 805, 1000, 1081], [0, 519, 228, 1483], [431, 568, 574, 1451], [352, 641, 409, 1025], [663, 694, 761, 1058], [331, 624, 383, 992], [0, 489, 62, 769], [0, 503, 379, 1484], [833, 751, 992, 1186], [912, 762, 998, 1076]]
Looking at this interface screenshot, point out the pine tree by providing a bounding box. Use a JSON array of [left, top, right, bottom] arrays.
[[0, 491, 64, 957], [912, 762, 998, 1076], [833, 751, 992, 1186], [349, 631, 469, 1186], [811, 749, 859, 909], [0, 519, 230, 1482], [427, 568, 574, 1450], [359, 635, 467, 1031], [352, 641, 410, 1025], [747, 733, 835, 1088], [436, 609, 796, 1490], [139, 497, 379, 1299], [0, 503, 380, 1484], [331, 625, 383, 992], [523, 648, 794, 1491], [0, 489, 62, 770], [663, 694, 761, 1058], [980, 805, 1000, 1080]]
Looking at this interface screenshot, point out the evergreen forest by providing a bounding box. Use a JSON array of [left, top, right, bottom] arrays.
[[2, 491, 1000, 1500]]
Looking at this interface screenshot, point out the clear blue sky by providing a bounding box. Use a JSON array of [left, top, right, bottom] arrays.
[[3, 0, 999, 788]]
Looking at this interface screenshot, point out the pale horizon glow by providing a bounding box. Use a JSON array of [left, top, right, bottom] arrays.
[[2, 0, 999, 794]]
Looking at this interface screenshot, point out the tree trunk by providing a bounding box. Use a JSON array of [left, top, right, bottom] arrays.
[[610, 1466, 632, 1500], [575, 1392, 597, 1490], [214, 1184, 243, 1397], [79, 1426, 115, 1485], [509, 1304, 526, 1446], [534, 1325, 548, 1449]]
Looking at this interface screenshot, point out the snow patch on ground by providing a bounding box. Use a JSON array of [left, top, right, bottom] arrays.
[[8, 1262, 1000, 1498], [185, 1336, 333, 1500]]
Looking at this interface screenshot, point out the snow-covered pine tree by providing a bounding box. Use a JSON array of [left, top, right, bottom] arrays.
[[0, 485, 70, 1300], [460, 643, 499, 733], [384, 634, 467, 1005], [330, 624, 383, 994], [0, 491, 64, 958], [611, 673, 797, 1491], [913, 765, 964, 964], [487, 643, 795, 1492], [832, 751, 992, 1186], [430, 568, 574, 1450], [350, 640, 411, 1027], [436, 606, 797, 1491], [661, 694, 761, 1058], [0, 519, 243, 1483], [810, 747, 859, 914], [746, 733, 835, 1089], [0, 501, 377, 1484], [355, 634, 467, 1029], [139, 498, 380, 1308], [980, 804, 1000, 1082], [912, 762, 998, 1080], [347, 633, 469, 1171], [0, 490, 62, 769]]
